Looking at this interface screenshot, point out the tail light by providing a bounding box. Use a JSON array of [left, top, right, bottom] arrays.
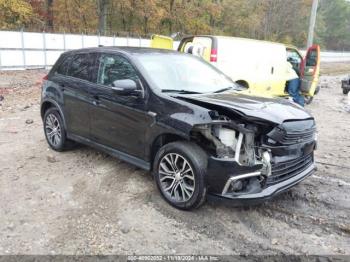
[[210, 49, 217, 62], [40, 74, 49, 86]]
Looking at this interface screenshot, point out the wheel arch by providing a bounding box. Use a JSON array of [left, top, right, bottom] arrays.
[[235, 80, 249, 89], [152, 139, 208, 210], [41, 99, 66, 127], [149, 133, 188, 170]]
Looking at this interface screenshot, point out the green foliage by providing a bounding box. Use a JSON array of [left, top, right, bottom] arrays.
[[317, 0, 350, 50], [1, 0, 349, 50], [52, 0, 98, 33], [0, 0, 35, 29]]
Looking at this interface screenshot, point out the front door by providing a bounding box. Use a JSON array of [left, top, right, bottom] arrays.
[[89, 53, 149, 159], [300, 45, 321, 96]]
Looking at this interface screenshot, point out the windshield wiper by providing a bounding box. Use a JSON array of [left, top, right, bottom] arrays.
[[161, 89, 202, 94], [213, 86, 243, 93], [213, 86, 235, 93]]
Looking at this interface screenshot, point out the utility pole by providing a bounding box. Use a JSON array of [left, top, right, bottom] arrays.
[[46, 0, 54, 31], [98, 0, 108, 35], [307, 0, 319, 48]]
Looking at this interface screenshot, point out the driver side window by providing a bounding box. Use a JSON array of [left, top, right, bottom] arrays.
[[287, 49, 302, 76], [306, 50, 317, 67], [97, 54, 139, 86]]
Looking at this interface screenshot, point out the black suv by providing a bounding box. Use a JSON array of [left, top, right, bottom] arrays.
[[41, 47, 317, 210]]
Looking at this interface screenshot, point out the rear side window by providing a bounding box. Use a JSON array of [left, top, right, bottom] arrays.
[[55, 56, 72, 76], [180, 37, 213, 62], [287, 49, 302, 75], [67, 53, 94, 81], [192, 36, 213, 61], [306, 50, 318, 67]]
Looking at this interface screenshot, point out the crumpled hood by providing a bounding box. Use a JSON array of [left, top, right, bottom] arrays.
[[175, 92, 313, 124]]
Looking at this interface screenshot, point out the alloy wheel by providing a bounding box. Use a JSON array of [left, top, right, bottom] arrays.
[[158, 153, 195, 202], [45, 113, 62, 146]]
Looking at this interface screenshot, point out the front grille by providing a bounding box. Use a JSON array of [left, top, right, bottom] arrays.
[[267, 154, 313, 185], [266, 120, 316, 146], [280, 129, 315, 145]]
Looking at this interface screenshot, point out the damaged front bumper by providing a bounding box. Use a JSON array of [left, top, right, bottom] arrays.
[[205, 141, 316, 205], [207, 162, 315, 205]]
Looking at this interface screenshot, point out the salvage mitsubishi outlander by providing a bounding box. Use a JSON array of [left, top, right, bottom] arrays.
[[40, 47, 317, 210]]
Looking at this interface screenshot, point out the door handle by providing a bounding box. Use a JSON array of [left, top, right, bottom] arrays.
[[59, 84, 65, 91], [92, 95, 100, 106], [147, 111, 157, 117]]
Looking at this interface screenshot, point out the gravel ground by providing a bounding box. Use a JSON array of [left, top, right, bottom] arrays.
[[0, 68, 349, 255]]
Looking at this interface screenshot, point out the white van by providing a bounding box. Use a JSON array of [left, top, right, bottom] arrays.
[[152, 35, 320, 99]]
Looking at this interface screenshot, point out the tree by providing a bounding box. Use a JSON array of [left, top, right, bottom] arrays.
[[2, 0, 350, 50], [0, 0, 35, 29], [52, 0, 98, 33], [318, 0, 350, 50], [46, 0, 54, 30]]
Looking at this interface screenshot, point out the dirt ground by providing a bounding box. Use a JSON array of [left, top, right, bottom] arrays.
[[0, 65, 349, 255], [320, 62, 350, 76]]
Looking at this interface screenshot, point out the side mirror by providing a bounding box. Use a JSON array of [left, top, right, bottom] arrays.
[[111, 79, 139, 96]]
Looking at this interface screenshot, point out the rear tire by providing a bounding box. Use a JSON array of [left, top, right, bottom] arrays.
[[153, 141, 207, 210], [43, 107, 72, 151], [314, 86, 320, 95], [343, 89, 349, 95]]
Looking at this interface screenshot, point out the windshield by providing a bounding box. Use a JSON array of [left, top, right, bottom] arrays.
[[136, 53, 237, 93]]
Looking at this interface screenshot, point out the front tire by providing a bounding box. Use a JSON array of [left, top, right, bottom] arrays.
[[343, 89, 349, 95], [43, 108, 70, 151], [153, 141, 207, 210]]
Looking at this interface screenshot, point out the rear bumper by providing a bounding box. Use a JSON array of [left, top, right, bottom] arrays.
[[207, 162, 315, 206]]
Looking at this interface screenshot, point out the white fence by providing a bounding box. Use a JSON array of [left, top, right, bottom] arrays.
[[318, 51, 350, 63], [0, 30, 155, 70], [299, 50, 350, 62], [0, 30, 349, 70]]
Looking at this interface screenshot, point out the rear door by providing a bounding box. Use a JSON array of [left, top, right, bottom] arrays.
[[55, 53, 95, 139], [192, 36, 214, 62], [151, 35, 174, 49], [177, 36, 194, 52], [300, 45, 321, 96], [178, 36, 217, 63]]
